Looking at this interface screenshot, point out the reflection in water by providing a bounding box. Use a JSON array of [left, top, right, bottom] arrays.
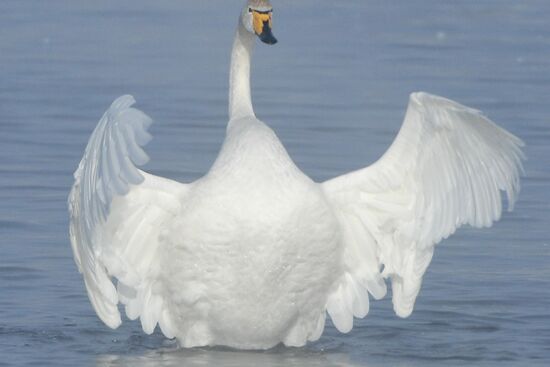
[[97, 346, 361, 367]]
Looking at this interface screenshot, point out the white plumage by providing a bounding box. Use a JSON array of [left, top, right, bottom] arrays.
[[322, 92, 524, 327], [68, 1, 524, 349]]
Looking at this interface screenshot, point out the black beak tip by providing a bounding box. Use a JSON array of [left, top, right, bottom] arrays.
[[259, 20, 277, 45], [261, 34, 278, 45]]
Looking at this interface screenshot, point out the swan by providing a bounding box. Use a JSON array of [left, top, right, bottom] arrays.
[[68, 0, 525, 349]]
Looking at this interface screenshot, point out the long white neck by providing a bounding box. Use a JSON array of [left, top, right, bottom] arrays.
[[229, 21, 256, 121]]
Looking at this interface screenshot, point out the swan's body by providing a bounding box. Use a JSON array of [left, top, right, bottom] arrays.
[[159, 116, 340, 348], [69, 0, 524, 349]]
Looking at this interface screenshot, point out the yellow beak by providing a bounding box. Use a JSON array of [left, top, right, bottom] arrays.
[[252, 11, 277, 45]]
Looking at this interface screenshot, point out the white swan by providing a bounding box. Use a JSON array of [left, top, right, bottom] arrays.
[[69, 0, 524, 349]]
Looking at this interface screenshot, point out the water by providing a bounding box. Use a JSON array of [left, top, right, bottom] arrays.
[[1, 0, 549, 366]]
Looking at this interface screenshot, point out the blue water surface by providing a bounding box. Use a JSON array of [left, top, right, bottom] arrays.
[[1, 1, 549, 366]]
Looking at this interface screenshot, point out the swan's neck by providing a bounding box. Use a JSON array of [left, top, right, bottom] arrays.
[[229, 22, 255, 121]]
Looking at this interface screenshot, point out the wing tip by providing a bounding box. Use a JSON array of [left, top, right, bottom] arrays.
[[393, 304, 414, 319], [410, 91, 481, 115], [104, 314, 123, 329], [391, 292, 415, 319], [410, 91, 436, 107], [110, 95, 136, 110]]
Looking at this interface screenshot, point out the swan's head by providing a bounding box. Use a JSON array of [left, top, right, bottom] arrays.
[[241, 0, 277, 45]]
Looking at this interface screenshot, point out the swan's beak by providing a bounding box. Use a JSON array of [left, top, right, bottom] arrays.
[[253, 11, 277, 45]]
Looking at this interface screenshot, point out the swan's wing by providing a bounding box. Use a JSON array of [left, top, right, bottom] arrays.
[[322, 92, 524, 331], [68, 95, 187, 337]]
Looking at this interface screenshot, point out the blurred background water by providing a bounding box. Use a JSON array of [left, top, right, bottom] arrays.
[[1, 0, 549, 366]]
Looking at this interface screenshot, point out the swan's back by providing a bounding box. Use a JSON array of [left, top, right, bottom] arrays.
[[158, 117, 342, 348]]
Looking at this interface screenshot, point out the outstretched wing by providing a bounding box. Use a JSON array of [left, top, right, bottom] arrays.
[[322, 92, 524, 332], [68, 95, 187, 337]]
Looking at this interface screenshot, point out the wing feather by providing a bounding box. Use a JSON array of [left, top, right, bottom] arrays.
[[68, 95, 187, 335], [323, 92, 524, 328]]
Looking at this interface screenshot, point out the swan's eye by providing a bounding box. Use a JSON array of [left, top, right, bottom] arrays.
[[248, 8, 253, 13]]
